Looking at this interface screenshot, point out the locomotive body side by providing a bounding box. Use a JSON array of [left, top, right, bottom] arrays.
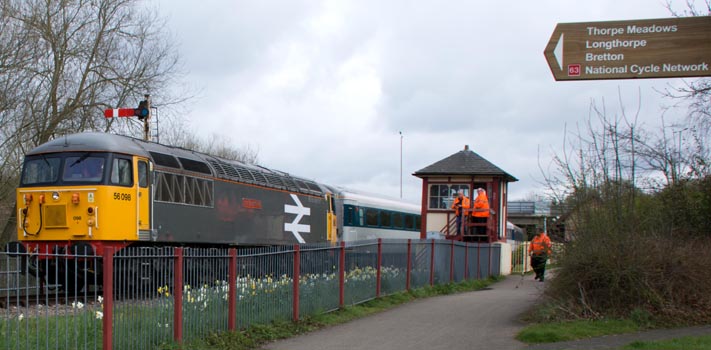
[[15, 132, 334, 257], [151, 175, 329, 245]]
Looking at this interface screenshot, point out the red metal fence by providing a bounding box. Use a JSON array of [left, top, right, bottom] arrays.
[[0, 239, 501, 349]]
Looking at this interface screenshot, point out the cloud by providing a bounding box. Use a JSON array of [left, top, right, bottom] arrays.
[[156, 0, 694, 204]]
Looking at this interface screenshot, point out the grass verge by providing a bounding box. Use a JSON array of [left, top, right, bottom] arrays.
[[516, 319, 642, 344], [622, 335, 711, 350], [175, 277, 500, 350]]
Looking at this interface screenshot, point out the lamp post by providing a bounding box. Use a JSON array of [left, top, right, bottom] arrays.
[[672, 127, 689, 181], [399, 131, 403, 198]]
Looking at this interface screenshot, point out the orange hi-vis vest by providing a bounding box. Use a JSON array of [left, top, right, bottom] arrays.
[[529, 233, 552, 256], [451, 196, 470, 216], [472, 192, 490, 218]]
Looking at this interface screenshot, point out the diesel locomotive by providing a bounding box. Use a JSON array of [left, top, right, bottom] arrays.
[[10, 132, 420, 291]]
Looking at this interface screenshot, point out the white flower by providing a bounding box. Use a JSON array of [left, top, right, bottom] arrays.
[[18, 314, 24, 321], [95, 311, 103, 320], [97, 296, 103, 304], [72, 301, 84, 309]]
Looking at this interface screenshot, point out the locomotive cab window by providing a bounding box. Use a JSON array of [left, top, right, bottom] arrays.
[[138, 161, 148, 188], [21, 156, 61, 185], [62, 155, 105, 183], [111, 158, 133, 187]]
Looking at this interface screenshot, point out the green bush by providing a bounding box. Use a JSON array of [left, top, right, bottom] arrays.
[[545, 177, 711, 324]]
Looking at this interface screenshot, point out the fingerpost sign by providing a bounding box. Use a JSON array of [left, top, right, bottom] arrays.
[[544, 16, 711, 81]]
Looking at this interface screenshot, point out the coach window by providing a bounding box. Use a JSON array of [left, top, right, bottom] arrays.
[[344, 205, 355, 226], [380, 211, 391, 228], [404, 215, 414, 230], [138, 161, 148, 188], [365, 208, 378, 227], [111, 158, 133, 187], [393, 213, 404, 229]]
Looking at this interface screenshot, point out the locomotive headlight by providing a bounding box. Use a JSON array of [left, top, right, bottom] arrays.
[[87, 218, 95, 227], [52, 192, 60, 201]]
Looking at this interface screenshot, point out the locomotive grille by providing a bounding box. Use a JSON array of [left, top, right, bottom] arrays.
[[44, 204, 67, 228]]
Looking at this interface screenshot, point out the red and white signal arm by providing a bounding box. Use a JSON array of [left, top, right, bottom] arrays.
[[104, 108, 138, 118]]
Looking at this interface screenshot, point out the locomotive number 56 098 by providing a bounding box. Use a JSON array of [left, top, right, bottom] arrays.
[[113, 192, 131, 201]]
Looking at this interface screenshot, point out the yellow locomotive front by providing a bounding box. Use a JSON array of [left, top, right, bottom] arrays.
[[17, 149, 151, 255]]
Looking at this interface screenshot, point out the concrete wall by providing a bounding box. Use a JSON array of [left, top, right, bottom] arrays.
[[495, 242, 512, 276]]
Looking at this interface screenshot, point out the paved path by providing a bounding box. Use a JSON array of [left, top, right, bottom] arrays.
[[262, 273, 543, 350], [261, 274, 711, 350]]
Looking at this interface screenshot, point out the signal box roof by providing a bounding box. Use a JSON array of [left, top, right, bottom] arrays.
[[413, 145, 518, 182]]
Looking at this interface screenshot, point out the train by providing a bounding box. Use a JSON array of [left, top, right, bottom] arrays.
[[10, 132, 421, 291]]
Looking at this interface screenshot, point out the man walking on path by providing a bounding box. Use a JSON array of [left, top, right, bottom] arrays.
[[528, 231, 552, 282]]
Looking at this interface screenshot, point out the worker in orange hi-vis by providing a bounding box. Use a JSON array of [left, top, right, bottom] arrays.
[[528, 231, 552, 282], [471, 188, 490, 236], [451, 190, 470, 235]]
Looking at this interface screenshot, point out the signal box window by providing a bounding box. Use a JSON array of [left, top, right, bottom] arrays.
[[111, 158, 133, 187], [428, 184, 469, 209]]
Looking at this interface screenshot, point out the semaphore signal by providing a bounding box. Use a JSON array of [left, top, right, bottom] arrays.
[[104, 94, 152, 140]]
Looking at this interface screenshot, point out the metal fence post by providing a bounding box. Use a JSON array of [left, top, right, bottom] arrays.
[[228, 248, 237, 330], [406, 239, 412, 291], [449, 240, 454, 283], [464, 242, 469, 280], [174, 248, 184, 344], [429, 239, 435, 286], [339, 241, 345, 308], [376, 239, 382, 297], [477, 243, 481, 279], [489, 244, 492, 277], [293, 244, 300, 322], [102, 247, 114, 350]]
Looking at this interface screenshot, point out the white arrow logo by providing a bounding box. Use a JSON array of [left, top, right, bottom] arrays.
[[284, 194, 310, 243], [553, 33, 564, 71]]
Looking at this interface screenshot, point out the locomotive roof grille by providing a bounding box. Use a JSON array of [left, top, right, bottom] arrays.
[[263, 172, 286, 189], [204, 157, 321, 195], [232, 164, 255, 182]]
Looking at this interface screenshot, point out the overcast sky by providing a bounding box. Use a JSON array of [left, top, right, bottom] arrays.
[[152, 0, 699, 204]]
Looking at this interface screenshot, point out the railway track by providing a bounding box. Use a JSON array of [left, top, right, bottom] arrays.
[[0, 290, 99, 309]]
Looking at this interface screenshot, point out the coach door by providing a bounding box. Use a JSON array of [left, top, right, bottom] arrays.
[[136, 157, 151, 239]]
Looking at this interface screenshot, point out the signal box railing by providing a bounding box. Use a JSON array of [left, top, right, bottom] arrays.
[[0, 239, 501, 350]]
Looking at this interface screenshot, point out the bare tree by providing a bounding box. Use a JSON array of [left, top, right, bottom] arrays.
[[0, 0, 189, 238], [661, 1, 711, 125], [1, 0, 184, 147], [162, 123, 260, 165]]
